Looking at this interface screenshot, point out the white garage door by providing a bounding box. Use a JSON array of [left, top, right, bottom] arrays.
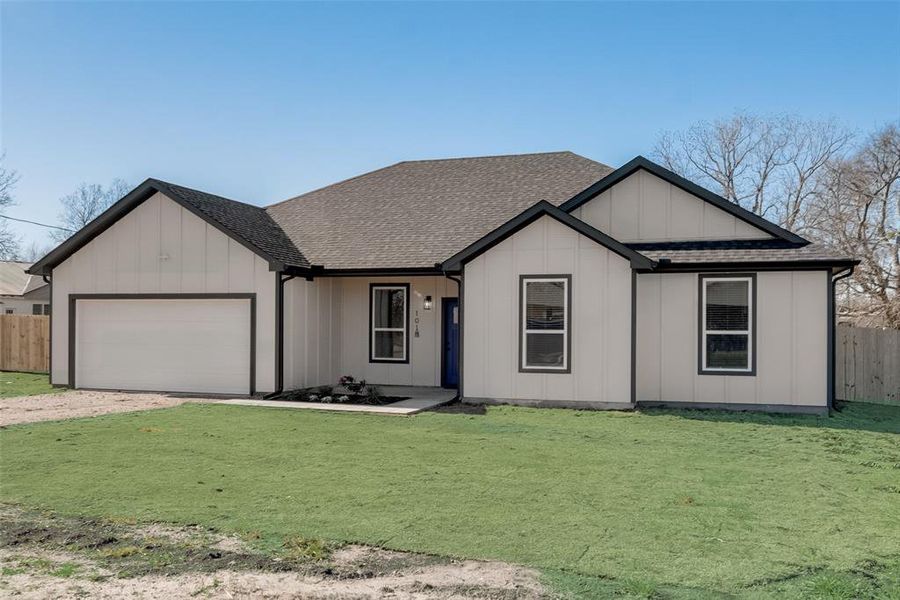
[[75, 298, 252, 394]]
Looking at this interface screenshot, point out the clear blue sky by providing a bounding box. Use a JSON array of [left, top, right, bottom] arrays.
[[2, 1, 899, 250]]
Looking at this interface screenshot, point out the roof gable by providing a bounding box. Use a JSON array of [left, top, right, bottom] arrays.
[[29, 179, 309, 276], [559, 156, 809, 245], [440, 200, 655, 272]]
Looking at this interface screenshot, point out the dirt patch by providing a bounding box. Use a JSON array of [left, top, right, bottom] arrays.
[[0, 506, 546, 599], [0, 390, 215, 426]]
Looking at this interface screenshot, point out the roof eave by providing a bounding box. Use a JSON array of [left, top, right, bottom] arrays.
[[640, 258, 860, 273]]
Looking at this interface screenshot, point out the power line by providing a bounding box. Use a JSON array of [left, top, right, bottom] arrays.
[[0, 214, 73, 232]]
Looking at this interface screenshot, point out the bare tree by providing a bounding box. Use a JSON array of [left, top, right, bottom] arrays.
[[51, 179, 130, 243], [807, 124, 900, 327], [19, 240, 55, 263], [0, 153, 22, 260], [654, 115, 900, 328], [653, 113, 852, 230]]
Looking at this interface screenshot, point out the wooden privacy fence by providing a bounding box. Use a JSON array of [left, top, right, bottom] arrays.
[[0, 314, 50, 373], [836, 324, 900, 405]]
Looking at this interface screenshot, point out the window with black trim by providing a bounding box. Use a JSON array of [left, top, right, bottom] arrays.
[[370, 284, 409, 362], [700, 275, 753, 373], [520, 275, 570, 372]]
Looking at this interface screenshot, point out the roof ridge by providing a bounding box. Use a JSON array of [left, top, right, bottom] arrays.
[[395, 150, 590, 164], [266, 151, 611, 209]]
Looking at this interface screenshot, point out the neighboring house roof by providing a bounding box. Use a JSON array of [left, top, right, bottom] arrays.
[[29, 179, 310, 276], [0, 261, 47, 297], [441, 200, 656, 272], [559, 156, 810, 245], [266, 152, 614, 270]]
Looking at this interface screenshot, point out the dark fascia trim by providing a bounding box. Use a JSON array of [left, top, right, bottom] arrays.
[[559, 156, 810, 246], [697, 273, 757, 376], [28, 179, 289, 277], [312, 267, 442, 277], [67, 293, 257, 395], [636, 401, 827, 416], [627, 239, 803, 251], [518, 274, 573, 374], [641, 259, 859, 273], [368, 283, 411, 364], [441, 200, 655, 272]]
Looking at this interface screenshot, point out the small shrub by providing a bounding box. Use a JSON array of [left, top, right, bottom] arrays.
[[307, 394, 319, 402], [320, 396, 333, 403], [337, 395, 349, 403], [339, 375, 367, 395], [315, 385, 334, 397]]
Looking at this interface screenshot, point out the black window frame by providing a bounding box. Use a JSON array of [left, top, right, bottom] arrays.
[[698, 273, 757, 376], [369, 283, 411, 364], [519, 274, 572, 374]]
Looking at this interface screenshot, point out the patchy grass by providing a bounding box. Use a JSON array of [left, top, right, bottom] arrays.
[[0, 371, 54, 398], [1, 401, 898, 598]]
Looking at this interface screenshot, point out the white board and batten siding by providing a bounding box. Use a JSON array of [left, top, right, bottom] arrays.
[[635, 271, 828, 408], [463, 215, 632, 406], [572, 170, 771, 242], [51, 192, 276, 394], [283, 276, 457, 389]]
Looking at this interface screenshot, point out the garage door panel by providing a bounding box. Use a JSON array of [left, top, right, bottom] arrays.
[[76, 298, 252, 394]]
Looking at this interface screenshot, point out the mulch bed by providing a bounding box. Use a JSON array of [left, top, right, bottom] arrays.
[[275, 391, 408, 406]]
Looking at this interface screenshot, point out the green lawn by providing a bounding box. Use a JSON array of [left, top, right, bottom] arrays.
[[0, 371, 54, 398], [1, 402, 899, 598]]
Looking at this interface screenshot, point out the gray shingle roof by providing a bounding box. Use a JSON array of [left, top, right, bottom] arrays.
[[150, 179, 311, 269], [639, 244, 856, 265], [266, 152, 614, 269]]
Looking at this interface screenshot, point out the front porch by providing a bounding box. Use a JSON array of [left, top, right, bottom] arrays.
[[281, 275, 460, 392], [219, 386, 456, 416]]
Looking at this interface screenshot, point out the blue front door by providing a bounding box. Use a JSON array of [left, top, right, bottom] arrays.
[[442, 298, 459, 388]]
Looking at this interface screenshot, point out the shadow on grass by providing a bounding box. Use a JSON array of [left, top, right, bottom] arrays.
[[637, 401, 900, 435]]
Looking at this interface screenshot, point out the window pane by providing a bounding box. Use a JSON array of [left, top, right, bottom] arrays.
[[706, 280, 749, 331], [373, 331, 405, 359], [43, 305, 51, 315], [526, 281, 565, 330], [525, 333, 564, 367], [706, 334, 749, 369], [374, 288, 405, 328], [32, 304, 42, 315]]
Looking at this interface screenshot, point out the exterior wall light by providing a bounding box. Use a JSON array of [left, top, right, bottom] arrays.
[[423, 295, 433, 310]]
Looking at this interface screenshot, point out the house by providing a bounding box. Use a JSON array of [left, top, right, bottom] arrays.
[[27, 152, 857, 413], [0, 261, 50, 315]]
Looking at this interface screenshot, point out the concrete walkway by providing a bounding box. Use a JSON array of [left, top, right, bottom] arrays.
[[217, 386, 457, 416]]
